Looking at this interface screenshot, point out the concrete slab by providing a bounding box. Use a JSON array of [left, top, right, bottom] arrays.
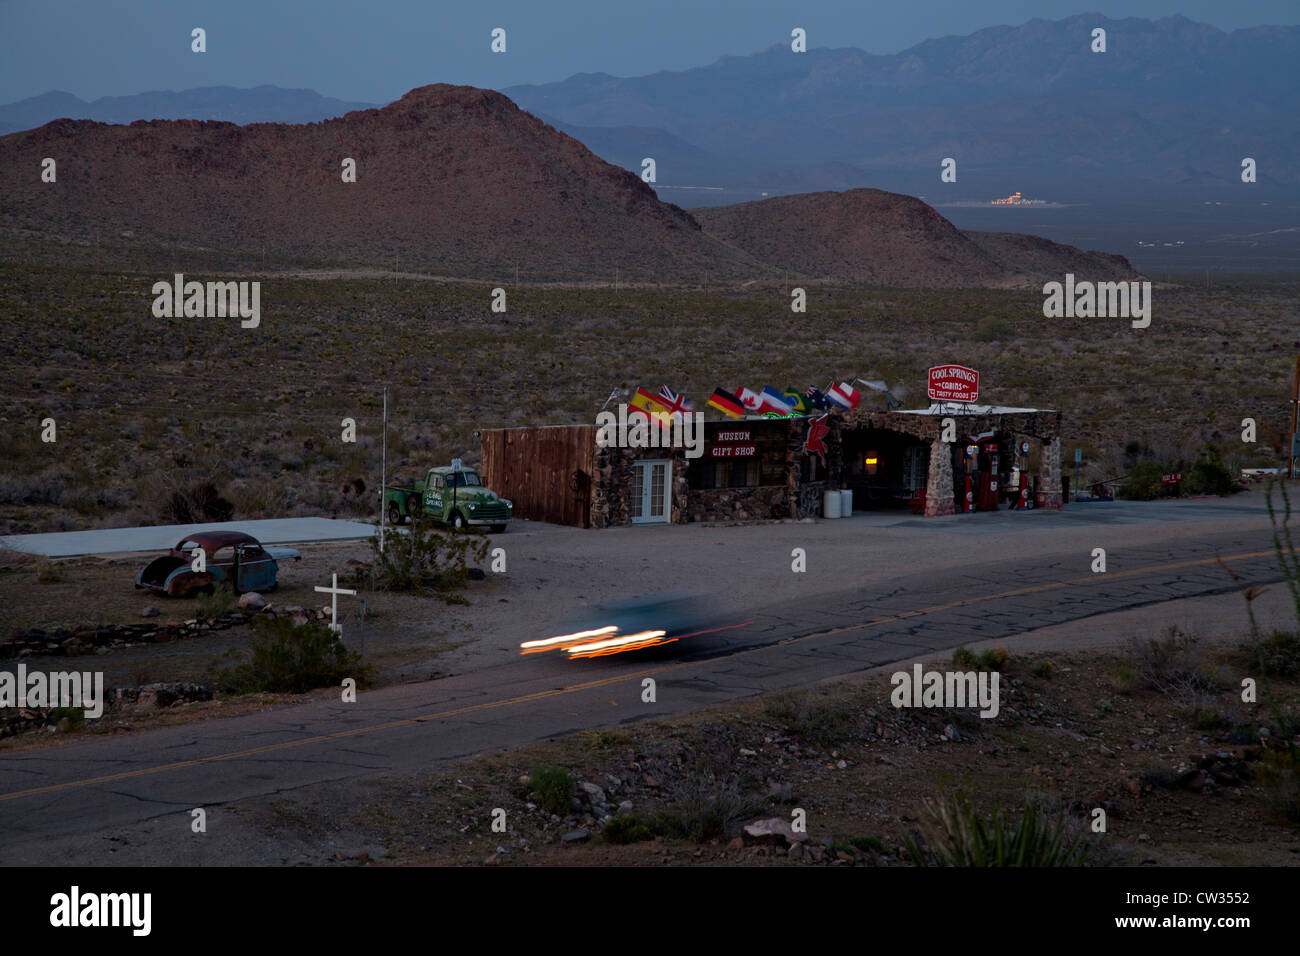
[[0, 517, 381, 557]]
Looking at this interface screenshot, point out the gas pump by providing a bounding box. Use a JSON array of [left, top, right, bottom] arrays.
[[1013, 441, 1033, 510], [960, 443, 978, 513], [977, 439, 1000, 511]]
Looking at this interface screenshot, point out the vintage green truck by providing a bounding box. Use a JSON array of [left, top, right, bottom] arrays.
[[384, 464, 512, 532]]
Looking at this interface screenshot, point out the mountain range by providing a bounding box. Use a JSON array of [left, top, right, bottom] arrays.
[[0, 84, 1135, 285], [2, 14, 1293, 206]]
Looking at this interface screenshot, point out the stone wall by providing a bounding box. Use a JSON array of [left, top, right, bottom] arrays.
[[923, 436, 956, 516], [1036, 435, 1064, 510], [590, 444, 688, 528], [688, 485, 790, 522]]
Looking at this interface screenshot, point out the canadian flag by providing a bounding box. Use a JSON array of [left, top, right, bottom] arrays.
[[736, 387, 762, 412]]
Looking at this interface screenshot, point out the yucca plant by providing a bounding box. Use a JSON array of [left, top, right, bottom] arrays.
[[901, 794, 1093, 867]]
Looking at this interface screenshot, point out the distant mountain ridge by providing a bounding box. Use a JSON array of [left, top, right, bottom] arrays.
[[504, 14, 1299, 202], [0, 86, 377, 135], [0, 84, 1137, 287]]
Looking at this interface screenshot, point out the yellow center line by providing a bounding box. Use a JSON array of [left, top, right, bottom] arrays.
[[0, 547, 1278, 802]]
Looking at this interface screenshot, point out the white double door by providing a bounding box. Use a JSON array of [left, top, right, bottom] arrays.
[[630, 459, 671, 524]]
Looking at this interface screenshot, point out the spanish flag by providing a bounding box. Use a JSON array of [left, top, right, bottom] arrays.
[[706, 388, 744, 418], [630, 387, 673, 430]]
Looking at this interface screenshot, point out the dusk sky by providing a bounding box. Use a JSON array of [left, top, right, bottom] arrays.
[[0, 0, 1296, 105]]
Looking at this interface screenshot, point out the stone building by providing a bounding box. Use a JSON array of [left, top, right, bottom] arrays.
[[478, 405, 1062, 528]]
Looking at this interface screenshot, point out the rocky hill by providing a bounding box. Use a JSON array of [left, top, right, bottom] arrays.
[[691, 189, 1137, 287], [0, 84, 768, 281]]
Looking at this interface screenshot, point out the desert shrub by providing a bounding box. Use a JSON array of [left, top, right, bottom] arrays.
[[603, 813, 654, 845], [951, 646, 1007, 671], [1109, 665, 1137, 693], [901, 794, 1093, 867], [50, 706, 84, 732], [654, 772, 765, 843], [1255, 749, 1300, 825], [952, 647, 978, 669], [213, 616, 370, 695], [1130, 626, 1224, 700], [1184, 447, 1236, 496], [850, 835, 885, 853], [35, 559, 64, 583], [160, 480, 234, 524], [973, 316, 1013, 341], [529, 766, 575, 815], [1032, 659, 1055, 679], [1117, 460, 1171, 500], [197, 582, 237, 620], [761, 689, 857, 747], [977, 645, 1010, 672], [1252, 631, 1300, 678], [349, 516, 488, 594]]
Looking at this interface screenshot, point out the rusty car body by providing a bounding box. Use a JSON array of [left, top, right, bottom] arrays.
[[135, 530, 301, 597]]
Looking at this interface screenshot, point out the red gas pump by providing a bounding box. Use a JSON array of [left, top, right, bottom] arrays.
[[959, 443, 978, 512], [977, 440, 999, 511]]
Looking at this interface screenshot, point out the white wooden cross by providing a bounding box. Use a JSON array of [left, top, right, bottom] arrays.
[[315, 572, 357, 635]]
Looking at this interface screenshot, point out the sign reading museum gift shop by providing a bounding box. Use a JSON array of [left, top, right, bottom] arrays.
[[711, 429, 756, 458]]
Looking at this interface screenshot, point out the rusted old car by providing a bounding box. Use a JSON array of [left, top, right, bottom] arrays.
[[135, 531, 301, 597]]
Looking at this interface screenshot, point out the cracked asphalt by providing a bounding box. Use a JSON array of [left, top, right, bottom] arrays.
[[1, 492, 1295, 865]]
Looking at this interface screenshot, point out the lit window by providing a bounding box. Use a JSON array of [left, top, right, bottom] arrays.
[[865, 453, 879, 476]]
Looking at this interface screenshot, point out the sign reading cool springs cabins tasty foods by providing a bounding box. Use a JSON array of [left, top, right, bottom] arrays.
[[927, 365, 980, 403]]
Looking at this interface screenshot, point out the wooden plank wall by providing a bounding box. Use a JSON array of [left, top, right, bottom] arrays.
[[479, 425, 596, 527]]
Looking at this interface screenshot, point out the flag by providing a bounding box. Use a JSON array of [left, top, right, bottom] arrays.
[[782, 388, 809, 414], [827, 381, 861, 410], [736, 387, 763, 414], [630, 387, 673, 430], [657, 385, 693, 417], [804, 414, 830, 461], [759, 386, 795, 416], [805, 386, 831, 411], [707, 388, 744, 418]]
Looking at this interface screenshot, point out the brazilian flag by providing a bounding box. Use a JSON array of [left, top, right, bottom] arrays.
[[783, 388, 809, 414]]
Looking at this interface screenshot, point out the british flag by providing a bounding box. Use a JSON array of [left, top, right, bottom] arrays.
[[657, 386, 693, 417]]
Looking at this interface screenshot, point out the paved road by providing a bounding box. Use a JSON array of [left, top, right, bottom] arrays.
[[0, 517, 379, 557], [0, 497, 1292, 865]]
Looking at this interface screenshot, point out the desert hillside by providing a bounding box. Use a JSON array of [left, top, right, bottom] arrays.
[[692, 189, 1138, 288], [0, 84, 769, 282]]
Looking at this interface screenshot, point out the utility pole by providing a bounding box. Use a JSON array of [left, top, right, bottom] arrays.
[[1290, 355, 1299, 479], [380, 385, 388, 552]]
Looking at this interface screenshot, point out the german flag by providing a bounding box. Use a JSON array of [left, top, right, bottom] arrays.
[[706, 388, 744, 418]]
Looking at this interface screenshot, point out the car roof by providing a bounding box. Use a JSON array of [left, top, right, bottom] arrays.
[[175, 530, 260, 550]]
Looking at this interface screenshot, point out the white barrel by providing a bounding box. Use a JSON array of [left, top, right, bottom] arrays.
[[840, 488, 853, 515], [823, 489, 842, 519]]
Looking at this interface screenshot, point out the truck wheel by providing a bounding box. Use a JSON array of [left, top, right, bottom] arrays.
[[387, 501, 403, 526], [490, 524, 506, 534], [451, 511, 467, 531]]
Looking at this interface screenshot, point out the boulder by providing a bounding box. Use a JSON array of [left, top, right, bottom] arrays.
[[743, 817, 807, 846], [237, 592, 266, 611]]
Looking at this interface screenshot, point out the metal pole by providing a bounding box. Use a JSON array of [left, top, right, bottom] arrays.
[[1290, 356, 1299, 480], [380, 385, 388, 552]]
